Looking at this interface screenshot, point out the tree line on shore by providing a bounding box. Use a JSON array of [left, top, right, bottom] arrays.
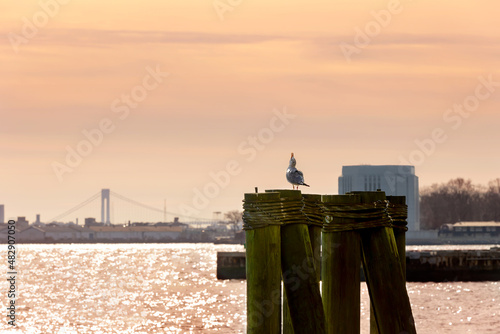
[[420, 178, 500, 229]]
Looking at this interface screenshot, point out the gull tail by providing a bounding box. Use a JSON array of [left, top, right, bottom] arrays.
[[302, 183, 310, 187]]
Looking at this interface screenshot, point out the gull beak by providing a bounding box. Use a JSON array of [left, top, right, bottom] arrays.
[[291, 152, 294, 158]]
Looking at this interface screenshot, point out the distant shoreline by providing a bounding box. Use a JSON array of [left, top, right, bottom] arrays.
[[1, 239, 498, 246], [0, 239, 237, 244]]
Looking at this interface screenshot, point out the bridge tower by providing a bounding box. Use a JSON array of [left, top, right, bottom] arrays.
[[101, 189, 111, 225]]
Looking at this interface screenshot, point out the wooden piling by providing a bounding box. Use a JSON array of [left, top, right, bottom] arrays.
[[244, 192, 282, 334], [283, 194, 323, 334], [370, 195, 409, 334], [387, 195, 408, 280], [244, 189, 414, 334], [283, 290, 294, 334], [321, 194, 361, 334], [303, 194, 323, 281], [356, 191, 416, 334], [267, 189, 325, 334]]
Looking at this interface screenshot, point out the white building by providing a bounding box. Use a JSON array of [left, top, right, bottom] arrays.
[[338, 165, 420, 231]]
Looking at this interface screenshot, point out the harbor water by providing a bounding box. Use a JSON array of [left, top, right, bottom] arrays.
[[1, 243, 499, 333]]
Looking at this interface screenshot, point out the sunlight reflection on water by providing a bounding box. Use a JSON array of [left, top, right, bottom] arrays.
[[0, 243, 246, 333], [360, 281, 500, 334], [0, 243, 498, 333]]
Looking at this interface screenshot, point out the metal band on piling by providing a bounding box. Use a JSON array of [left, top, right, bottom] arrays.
[[321, 200, 394, 232], [242, 198, 284, 229]]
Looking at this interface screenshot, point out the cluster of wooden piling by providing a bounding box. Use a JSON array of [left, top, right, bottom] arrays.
[[242, 189, 417, 334]]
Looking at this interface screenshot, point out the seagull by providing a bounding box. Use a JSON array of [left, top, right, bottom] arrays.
[[286, 152, 310, 190]]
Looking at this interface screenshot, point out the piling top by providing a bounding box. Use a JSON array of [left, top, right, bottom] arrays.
[[265, 189, 302, 200], [243, 190, 324, 229], [244, 192, 281, 202], [242, 192, 282, 230], [350, 190, 386, 202], [322, 193, 360, 204]]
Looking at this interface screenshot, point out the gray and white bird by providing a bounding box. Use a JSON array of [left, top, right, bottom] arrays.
[[286, 152, 310, 190]]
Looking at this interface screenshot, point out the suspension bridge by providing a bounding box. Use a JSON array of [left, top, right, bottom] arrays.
[[48, 189, 218, 226]]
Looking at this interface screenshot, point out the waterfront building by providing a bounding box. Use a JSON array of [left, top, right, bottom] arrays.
[[338, 165, 420, 231], [19, 226, 45, 242], [439, 221, 500, 239]]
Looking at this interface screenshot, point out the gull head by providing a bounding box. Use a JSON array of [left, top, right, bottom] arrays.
[[289, 152, 296, 167]]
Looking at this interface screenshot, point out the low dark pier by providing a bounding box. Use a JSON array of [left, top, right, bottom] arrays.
[[217, 248, 500, 282], [216, 252, 245, 279], [406, 248, 500, 281]]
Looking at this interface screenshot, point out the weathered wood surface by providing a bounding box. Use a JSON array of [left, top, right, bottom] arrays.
[[322, 194, 361, 334], [245, 192, 281, 334], [268, 189, 325, 334], [356, 191, 416, 334], [387, 195, 408, 280]]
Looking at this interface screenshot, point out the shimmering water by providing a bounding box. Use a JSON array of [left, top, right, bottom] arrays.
[[1, 243, 498, 333]]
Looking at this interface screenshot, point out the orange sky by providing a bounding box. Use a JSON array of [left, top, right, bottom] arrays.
[[1, 0, 500, 223]]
